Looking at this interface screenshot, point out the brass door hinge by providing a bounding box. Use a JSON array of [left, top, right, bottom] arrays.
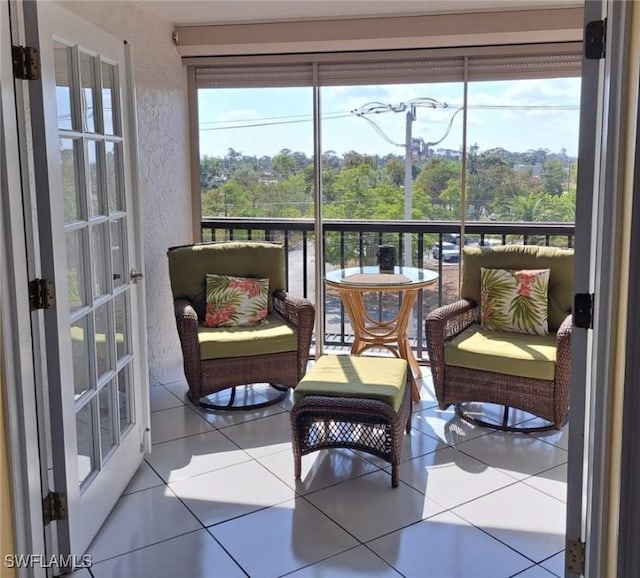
[[12, 45, 40, 80], [43, 492, 67, 525], [567, 538, 585, 575], [29, 278, 54, 310]]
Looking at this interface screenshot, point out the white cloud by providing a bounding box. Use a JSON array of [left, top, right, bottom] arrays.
[[198, 78, 580, 157]]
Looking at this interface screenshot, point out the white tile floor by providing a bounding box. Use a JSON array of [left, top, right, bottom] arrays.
[[76, 369, 569, 578]]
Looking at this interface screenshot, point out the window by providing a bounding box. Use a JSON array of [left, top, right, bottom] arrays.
[[199, 87, 314, 220], [192, 45, 580, 348], [194, 45, 581, 229]]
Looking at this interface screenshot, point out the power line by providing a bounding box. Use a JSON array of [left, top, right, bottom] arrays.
[[199, 103, 578, 131], [358, 116, 404, 147], [200, 111, 352, 131]]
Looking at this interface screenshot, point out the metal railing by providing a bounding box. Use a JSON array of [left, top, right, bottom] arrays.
[[202, 217, 574, 359]]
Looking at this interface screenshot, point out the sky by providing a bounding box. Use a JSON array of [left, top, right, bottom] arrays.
[[198, 77, 581, 160]]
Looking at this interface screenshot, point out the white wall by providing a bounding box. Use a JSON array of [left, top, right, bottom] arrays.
[[59, 1, 191, 384]]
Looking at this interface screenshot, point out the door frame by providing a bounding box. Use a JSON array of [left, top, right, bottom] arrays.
[[567, 1, 633, 576], [0, 0, 47, 574], [582, 1, 631, 576], [565, 0, 604, 575], [617, 68, 640, 577]]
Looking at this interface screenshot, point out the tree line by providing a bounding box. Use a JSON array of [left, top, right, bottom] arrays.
[[201, 146, 576, 223]]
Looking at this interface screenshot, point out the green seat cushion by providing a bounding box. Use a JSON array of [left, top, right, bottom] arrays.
[[71, 326, 124, 345], [444, 326, 557, 381], [198, 313, 297, 360], [294, 355, 408, 412]]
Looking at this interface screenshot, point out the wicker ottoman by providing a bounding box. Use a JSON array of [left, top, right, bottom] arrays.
[[290, 355, 411, 488]]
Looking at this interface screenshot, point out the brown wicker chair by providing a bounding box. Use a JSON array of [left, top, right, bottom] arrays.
[[167, 241, 315, 410], [425, 245, 574, 431]]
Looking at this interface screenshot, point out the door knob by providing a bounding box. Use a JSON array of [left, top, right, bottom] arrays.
[[130, 269, 144, 283]]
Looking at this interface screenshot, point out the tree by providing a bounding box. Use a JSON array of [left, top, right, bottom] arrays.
[[223, 148, 242, 173], [324, 165, 380, 218], [383, 157, 405, 187], [197, 145, 576, 224], [272, 151, 297, 179], [266, 173, 309, 217], [468, 150, 542, 220], [342, 151, 377, 170], [201, 187, 225, 217], [438, 178, 462, 219], [200, 155, 223, 189], [498, 190, 576, 222], [414, 158, 461, 205], [540, 159, 565, 195], [217, 180, 254, 216]]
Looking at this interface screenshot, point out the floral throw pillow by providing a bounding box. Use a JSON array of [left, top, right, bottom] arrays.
[[480, 268, 550, 335], [203, 274, 269, 328]]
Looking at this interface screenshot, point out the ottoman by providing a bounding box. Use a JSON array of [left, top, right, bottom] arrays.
[[290, 355, 411, 488]]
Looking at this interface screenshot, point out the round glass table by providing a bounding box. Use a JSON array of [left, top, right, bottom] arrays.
[[325, 266, 439, 402]]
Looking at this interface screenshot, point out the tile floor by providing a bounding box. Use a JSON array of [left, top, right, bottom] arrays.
[[73, 367, 569, 578]]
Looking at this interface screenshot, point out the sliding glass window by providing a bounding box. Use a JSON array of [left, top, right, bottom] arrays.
[[191, 46, 581, 352], [198, 87, 314, 220], [465, 77, 580, 239]]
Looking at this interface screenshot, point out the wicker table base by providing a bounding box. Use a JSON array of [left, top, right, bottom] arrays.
[[325, 267, 438, 403]]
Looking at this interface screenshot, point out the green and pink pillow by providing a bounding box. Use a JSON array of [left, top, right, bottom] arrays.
[[480, 268, 550, 335], [203, 274, 269, 328]]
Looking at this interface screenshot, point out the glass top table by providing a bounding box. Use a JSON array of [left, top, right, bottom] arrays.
[[325, 266, 439, 402], [326, 266, 438, 289]]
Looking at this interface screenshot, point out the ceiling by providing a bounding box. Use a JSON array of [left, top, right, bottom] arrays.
[[133, 0, 583, 27]]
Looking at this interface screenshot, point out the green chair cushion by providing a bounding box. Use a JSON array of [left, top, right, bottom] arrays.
[[293, 355, 408, 412], [198, 313, 297, 360], [461, 245, 573, 331], [444, 325, 557, 381], [71, 326, 124, 345], [168, 241, 286, 319]]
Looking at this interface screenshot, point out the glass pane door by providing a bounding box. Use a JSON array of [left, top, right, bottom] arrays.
[[29, 0, 147, 559], [56, 40, 134, 489]]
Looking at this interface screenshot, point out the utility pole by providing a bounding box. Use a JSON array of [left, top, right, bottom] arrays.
[[351, 97, 450, 267], [404, 105, 416, 266]]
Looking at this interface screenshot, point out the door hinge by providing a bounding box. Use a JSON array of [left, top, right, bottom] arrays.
[[585, 19, 606, 60], [12, 45, 40, 80], [566, 538, 585, 575], [43, 492, 67, 525], [574, 293, 594, 329], [29, 278, 54, 310]]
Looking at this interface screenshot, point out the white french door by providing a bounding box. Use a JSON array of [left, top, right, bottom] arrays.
[[24, 0, 149, 562]]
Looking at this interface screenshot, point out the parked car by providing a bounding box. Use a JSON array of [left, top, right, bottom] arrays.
[[466, 237, 503, 248], [432, 241, 460, 263]]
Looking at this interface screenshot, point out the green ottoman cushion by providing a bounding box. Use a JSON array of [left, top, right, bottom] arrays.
[[294, 355, 408, 412]]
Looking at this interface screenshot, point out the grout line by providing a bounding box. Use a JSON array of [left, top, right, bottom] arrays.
[[93, 373, 568, 576], [87, 527, 207, 567]]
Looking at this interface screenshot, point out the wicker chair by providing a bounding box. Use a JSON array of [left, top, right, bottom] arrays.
[[425, 245, 574, 431], [167, 241, 315, 410]]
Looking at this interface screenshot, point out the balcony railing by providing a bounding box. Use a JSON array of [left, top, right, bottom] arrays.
[[202, 217, 574, 359]]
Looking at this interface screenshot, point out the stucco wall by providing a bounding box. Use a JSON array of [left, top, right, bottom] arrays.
[[58, 1, 191, 384]]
